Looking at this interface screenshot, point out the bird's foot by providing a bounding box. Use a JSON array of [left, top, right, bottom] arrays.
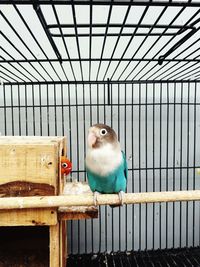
[[109, 191, 125, 208], [93, 191, 100, 206], [118, 191, 125, 206]]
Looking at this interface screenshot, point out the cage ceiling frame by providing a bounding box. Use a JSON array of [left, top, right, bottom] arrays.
[[0, 0, 200, 84]]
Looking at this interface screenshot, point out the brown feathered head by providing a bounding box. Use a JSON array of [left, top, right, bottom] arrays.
[[87, 124, 118, 149]]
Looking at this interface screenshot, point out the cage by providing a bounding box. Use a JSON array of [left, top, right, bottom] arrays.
[[0, 0, 200, 266]]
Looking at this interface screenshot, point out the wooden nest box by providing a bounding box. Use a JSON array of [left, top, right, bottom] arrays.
[[0, 136, 98, 267]]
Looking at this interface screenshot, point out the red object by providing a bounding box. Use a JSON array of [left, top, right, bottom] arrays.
[[60, 156, 72, 175]]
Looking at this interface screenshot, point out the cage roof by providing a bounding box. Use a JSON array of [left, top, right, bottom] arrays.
[[0, 0, 200, 84]]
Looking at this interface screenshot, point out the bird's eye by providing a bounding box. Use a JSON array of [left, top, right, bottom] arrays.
[[100, 128, 107, 136], [62, 162, 68, 168]]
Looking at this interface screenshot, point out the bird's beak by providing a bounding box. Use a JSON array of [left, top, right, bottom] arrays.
[[88, 131, 97, 147], [67, 166, 72, 172]]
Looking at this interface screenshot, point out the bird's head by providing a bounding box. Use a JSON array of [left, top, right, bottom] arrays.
[[87, 124, 118, 149], [60, 156, 72, 175]]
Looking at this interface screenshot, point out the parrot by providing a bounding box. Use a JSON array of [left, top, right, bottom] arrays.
[[60, 156, 72, 176], [85, 123, 127, 207]]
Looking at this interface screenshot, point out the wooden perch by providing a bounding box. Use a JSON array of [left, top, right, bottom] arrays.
[[0, 190, 200, 210]]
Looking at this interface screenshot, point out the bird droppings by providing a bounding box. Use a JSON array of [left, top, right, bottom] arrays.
[[18, 198, 24, 209], [62, 181, 92, 195]]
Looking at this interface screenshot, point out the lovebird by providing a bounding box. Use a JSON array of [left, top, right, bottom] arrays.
[[85, 123, 127, 207], [60, 156, 72, 176]]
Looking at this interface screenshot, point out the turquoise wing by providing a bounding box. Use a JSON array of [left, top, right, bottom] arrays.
[[113, 151, 127, 193], [122, 150, 128, 181], [86, 169, 97, 192]]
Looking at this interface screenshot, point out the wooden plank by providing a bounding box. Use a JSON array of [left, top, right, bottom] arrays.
[[50, 224, 60, 267], [60, 221, 67, 267], [0, 136, 67, 197], [0, 136, 66, 144], [0, 144, 58, 193], [0, 208, 57, 226], [0, 181, 55, 197], [58, 206, 98, 220], [59, 139, 67, 195]]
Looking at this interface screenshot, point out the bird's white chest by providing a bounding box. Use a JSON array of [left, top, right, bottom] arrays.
[[86, 144, 122, 176]]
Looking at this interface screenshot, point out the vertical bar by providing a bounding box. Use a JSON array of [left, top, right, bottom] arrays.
[[75, 84, 79, 182], [83, 84, 87, 253], [152, 83, 155, 249], [186, 83, 190, 247], [159, 83, 162, 248], [3, 84, 7, 135], [89, 83, 94, 253], [75, 83, 80, 254], [25, 85, 28, 135], [193, 82, 197, 246], [18, 85, 21, 136], [172, 83, 176, 248], [104, 84, 106, 124], [97, 84, 102, 253], [90, 83, 93, 125], [180, 82, 183, 247], [99, 203, 102, 252], [67, 84, 73, 254], [124, 83, 127, 251], [82, 84, 87, 253], [145, 83, 148, 249], [97, 84, 99, 123], [138, 83, 141, 250], [118, 83, 121, 252], [107, 79, 111, 105], [47, 85, 50, 136], [131, 83, 135, 250], [166, 83, 169, 248], [54, 84, 57, 136], [110, 83, 114, 252], [83, 83, 86, 253], [68, 84, 72, 173], [39, 84, 42, 136], [32, 85, 36, 136], [104, 83, 107, 252], [61, 84, 64, 137], [89, 4, 92, 81], [10, 85, 14, 135]]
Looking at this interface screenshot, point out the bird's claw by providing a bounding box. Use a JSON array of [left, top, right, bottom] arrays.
[[93, 191, 100, 206], [118, 191, 124, 206]]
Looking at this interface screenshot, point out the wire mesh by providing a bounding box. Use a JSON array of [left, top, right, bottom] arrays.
[[1, 1, 200, 83], [0, 81, 200, 253]]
